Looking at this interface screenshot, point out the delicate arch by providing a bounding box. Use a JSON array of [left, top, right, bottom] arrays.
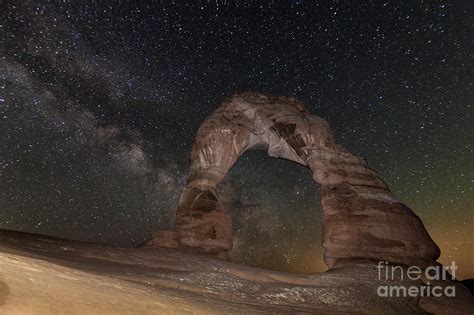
[[150, 92, 440, 268]]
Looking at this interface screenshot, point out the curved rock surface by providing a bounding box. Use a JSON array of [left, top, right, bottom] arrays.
[[152, 92, 440, 268], [0, 229, 472, 314]]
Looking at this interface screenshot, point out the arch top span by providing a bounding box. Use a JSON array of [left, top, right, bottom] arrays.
[[147, 92, 440, 268]]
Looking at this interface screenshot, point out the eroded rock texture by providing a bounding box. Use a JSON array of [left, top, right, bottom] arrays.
[[156, 92, 440, 268]]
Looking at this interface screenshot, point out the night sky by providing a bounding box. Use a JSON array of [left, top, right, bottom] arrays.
[[1, 2, 473, 279]]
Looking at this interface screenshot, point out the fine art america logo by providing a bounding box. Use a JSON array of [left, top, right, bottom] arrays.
[[377, 261, 457, 298]]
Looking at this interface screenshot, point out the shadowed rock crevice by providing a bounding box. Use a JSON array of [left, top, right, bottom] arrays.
[[145, 92, 440, 268]]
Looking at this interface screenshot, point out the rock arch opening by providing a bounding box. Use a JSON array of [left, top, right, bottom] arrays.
[[146, 92, 440, 269], [219, 149, 325, 273]]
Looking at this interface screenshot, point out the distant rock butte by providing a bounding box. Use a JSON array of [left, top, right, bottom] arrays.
[[147, 92, 440, 268]]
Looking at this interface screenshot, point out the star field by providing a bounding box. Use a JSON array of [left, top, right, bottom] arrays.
[[0, 1, 473, 278]]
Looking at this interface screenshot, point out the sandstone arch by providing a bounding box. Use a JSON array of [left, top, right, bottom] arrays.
[[150, 92, 440, 268]]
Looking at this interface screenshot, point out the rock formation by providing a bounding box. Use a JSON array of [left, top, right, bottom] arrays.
[[1, 229, 473, 314], [0, 93, 471, 314], [149, 92, 440, 269]]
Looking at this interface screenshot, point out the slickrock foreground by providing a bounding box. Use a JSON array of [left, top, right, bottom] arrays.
[[148, 92, 439, 268], [0, 229, 472, 314]]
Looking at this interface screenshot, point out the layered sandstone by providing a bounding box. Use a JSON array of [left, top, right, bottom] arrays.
[[148, 92, 440, 269]]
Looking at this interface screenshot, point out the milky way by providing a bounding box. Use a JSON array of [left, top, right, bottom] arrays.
[[1, 2, 472, 278]]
